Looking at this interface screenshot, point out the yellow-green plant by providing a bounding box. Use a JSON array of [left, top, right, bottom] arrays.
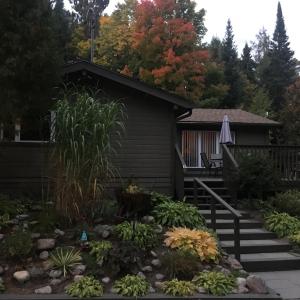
[[50, 247, 82, 276], [289, 231, 300, 246], [113, 275, 149, 297], [53, 91, 124, 221], [164, 227, 219, 262], [89, 240, 112, 265], [162, 279, 197, 296], [192, 271, 236, 296], [66, 276, 103, 298]]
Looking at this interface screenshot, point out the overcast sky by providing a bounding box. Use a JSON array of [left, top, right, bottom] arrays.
[[65, 0, 300, 59]]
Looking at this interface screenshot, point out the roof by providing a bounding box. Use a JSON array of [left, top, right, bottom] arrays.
[[179, 108, 280, 126], [63, 60, 194, 109]]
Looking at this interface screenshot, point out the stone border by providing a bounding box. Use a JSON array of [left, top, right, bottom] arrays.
[[0, 292, 282, 300]]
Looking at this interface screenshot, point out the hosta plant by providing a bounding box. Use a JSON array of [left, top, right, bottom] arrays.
[[162, 279, 197, 296], [192, 271, 236, 296], [89, 240, 112, 265], [153, 200, 205, 228], [164, 227, 219, 262], [265, 212, 300, 237], [66, 276, 103, 298], [50, 247, 82, 276], [115, 221, 157, 249], [150, 191, 172, 205], [113, 275, 149, 297], [289, 231, 300, 246]]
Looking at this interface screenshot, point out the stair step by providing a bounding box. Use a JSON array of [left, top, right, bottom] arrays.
[[206, 219, 263, 229], [240, 252, 300, 272], [186, 195, 232, 200], [197, 203, 235, 210], [221, 239, 292, 254], [200, 209, 250, 220], [216, 228, 277, 240]]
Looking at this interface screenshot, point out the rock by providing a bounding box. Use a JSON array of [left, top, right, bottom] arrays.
[[13, 270, 30, 283], [9, 218, 19, 225], [137, 272, 146, 279], [74, 275, 84, 283], [28, 266, 44, 278], [149, 286, 156, 293], [16, 214, 29, 221], [71, 264, 86, 275], [102, 277, 110, 284], [94, 224, 112, 236], [246, 275, 268, 294], [155, 273, 165, 280], [0, 234, 4, 241], [227, 257, 243, 270], [142, 215, 155, 224], [29, 221, 39, 226], [151, 259, 161, 267], [42, 260, 54, 271], [142, 266, 153, 272], [37, 239, 56, 250], [54, 229, 65, 236], [31, 233, 41, 239], [150, 250, 158, 258], [237, 277, 247, 288], [239, 269, 249, 277], [39, 251, 49, 260], [49, 270, 62, 278], [35, 285, 52, 294], [32, 205, 42, 211], [110, 287, 118, 294], [23, 222, 29, 229], [154, 224, 163, 233], [197, 287, 206, 293], [154, 281, 163, 289], [102, 230, 110, 239], [50, 279, 62, 286], [0, 266, 4, 275]]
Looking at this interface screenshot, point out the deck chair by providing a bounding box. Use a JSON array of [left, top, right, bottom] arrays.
[[200, 152, 221, 176]]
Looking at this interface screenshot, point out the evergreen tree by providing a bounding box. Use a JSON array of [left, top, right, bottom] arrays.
[[251, 27, 271, 64], [262, 2, 296, 113], [209, 37, 223, 62], [241, 43, 256, 82], [221, 19, 243, 108]]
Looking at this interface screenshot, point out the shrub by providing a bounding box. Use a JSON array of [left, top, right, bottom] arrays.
[[66, 276, 103, 298], [164, 227, 219, 262], [271, 190, 300, 216], [265, 212, 300, 237], [162, 250, 200, 280], [153, 201, 205, 228], [89, 240, 112, 265], [50, 247, 82, 276], [2, 230, 32, 259], [150, 191, 172, 205], [113, 275, 149, 297], [192, 271, 236, 296], [289, 231, 300, 246], [115, 221, 157, 249], [0, 281, 4, 293], [162, 279, 197, 296], [0, 194, 26, 216], [0, 213, 10, 230]]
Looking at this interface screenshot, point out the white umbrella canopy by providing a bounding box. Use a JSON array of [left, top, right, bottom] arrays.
[[219, 114, 233, 144]]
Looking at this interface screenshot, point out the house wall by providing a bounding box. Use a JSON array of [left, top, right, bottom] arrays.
[[235, 127, 270, 145]]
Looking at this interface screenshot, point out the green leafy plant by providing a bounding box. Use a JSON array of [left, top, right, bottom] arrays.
[[113, 275, 149, 297], [34, 207, 59, 233], [50, 247, 82, 276], [162, 250, 201, 280], [192, 271, 236, 296], [66, 276, 103, 298], [162, 279, 197, 296], [0, 213, 10, 230], [53, 91, 124, 222], [0, 281, 5, 293], [115, 221, 157, 249], [289, 231, 300, 246], [153, 200, 205, 228], [265, 212, 300, 237], [89, 240, 112, 265], [271, 190, 300, 216], [0, 194, 25, 216], [1, 230, 32, 259], [150, 191, 172, 205]]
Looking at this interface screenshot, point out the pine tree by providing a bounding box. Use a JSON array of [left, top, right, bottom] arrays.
[[241, 43, 256, 82], [262, 2, 296, 113]]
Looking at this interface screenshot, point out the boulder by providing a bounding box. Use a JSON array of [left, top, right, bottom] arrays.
[[54, 229, 65, 236], [154, 281, 163, 289], [39, 251, 49, 260], [154, 224, 163, 233], [137, 272, 146, 279], [151, 259, 161, 267], [28, 266, 44, 278], [149, 286, 156, 293], [150, 250, 158, 258], [37, 239, 56, 250], [74, 275, 84, 283], [246, 275, 268, 294], [94, 225, 112, 236], [197, 287, 206, 293], [31, 233, 41, 239], [35, 285, 52, 294], [227, 256, 243, 270], [49, 270, 62, 278], [102, 277, 110, 284], [142, 266, 153, 272], [71, 264, 86, 275], [142, 216, 155, 224], [13, 271, 30, 283], [155, 273, 165, 280], [42, 260, 54, 271], [50, 279, 62, 286]]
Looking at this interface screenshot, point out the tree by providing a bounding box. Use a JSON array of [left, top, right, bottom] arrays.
[[209, 37, 223, 62], [241, 43, 256, 82], [251, 27, 271, 64], [262, 2, 297, 113], [248, 87, 272, 117]]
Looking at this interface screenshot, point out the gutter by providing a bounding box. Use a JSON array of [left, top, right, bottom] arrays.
[[176, 108, 192, 121]]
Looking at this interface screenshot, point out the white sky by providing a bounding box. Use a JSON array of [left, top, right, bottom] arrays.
[[64, 0, 300, 59]]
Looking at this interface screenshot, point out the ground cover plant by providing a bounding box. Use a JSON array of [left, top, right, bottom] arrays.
[[66, 276, 103, 298], [113, 275, 149, 297], [89, 240, 112, 265], [271, 190, 300, 216], [162, 279, 197, 296]]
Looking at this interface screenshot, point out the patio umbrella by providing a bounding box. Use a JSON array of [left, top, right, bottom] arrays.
[[219, 114, 233, 144]]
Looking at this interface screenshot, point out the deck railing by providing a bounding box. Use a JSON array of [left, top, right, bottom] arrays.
[[175, 144, 187, 199], [228, 145, 300, 182]]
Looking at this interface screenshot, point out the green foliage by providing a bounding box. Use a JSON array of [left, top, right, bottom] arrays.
[[53, 91, 124, 222], [113, 275, 149, 297], [115, 221, 157, 250], [162, 250, 200, 280], [248, 87, 272, 117], [89, 240, 112, 265], [34, 207, 59, 233], [153, 200, 205, 229], [150, 191, 172, 205], [0, 213, 10, 230], [0, 281, 4, 293], [50, 247, 82, 276], [238, 153, 279, 199], [162, 279, 196, 296], [289, 231, 300, 246], [0, 194, 26, 216], [265, 212, 300, 237], [271, 190, 300, 216], [1, 230, 32, 259], [66, 276, 103, 298], [192, 271, 236, 296]]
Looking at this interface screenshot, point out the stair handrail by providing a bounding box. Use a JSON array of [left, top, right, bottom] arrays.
[[193, 177, 241, 261], [175, 143, 187, 170], [222, 144, 239, 169]]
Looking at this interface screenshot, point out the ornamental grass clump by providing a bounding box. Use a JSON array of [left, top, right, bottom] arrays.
[[113, 275, 149, 297], [192, 271, 236, 296], [53, 91, 124, 221], [66, 276, 103, 298], [162, 279, 197, 296], [164, 227, 219, 262]]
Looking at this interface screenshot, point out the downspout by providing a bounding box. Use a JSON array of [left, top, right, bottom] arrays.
[[176, 108, 192, 121]]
